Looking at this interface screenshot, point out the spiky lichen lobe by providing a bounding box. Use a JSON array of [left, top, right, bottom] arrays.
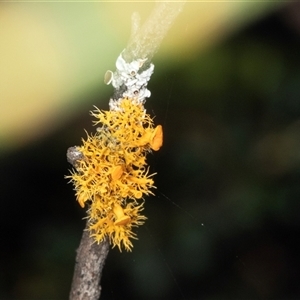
[[67, 97, 162, 251]]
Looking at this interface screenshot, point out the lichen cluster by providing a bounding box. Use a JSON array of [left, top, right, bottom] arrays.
[[67, 97, 162, 251]]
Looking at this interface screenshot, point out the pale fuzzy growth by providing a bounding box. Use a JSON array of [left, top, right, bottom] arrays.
[[107, 52, 154, 105], [106, 2, 185, 104]]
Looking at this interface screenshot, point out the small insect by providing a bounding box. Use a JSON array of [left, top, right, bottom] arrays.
[[67, 146, 84, 166]]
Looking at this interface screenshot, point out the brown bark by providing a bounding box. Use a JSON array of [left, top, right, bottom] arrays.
[[69, 221, 110, 300]]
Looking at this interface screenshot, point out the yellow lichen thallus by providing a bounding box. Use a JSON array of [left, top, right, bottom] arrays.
[[66, 97, 163, 251]]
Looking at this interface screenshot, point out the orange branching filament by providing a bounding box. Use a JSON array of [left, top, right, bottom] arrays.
[[66, 97, 163, 251]]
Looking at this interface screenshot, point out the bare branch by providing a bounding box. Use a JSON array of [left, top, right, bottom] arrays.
[[123, 1, 186, 64], [69, 221, 110, 300]]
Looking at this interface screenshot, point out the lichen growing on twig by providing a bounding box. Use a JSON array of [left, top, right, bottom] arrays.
[[67, 98, 162, 251]]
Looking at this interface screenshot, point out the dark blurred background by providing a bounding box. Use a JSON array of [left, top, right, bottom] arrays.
[[1, 2, 300, 299]]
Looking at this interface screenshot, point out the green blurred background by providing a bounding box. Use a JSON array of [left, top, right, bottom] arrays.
[[1, 2, 300, 299]]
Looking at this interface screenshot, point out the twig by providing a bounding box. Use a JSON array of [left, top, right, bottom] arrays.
[[67, 146, 110, 300], [68, 2, 185, 299], [69, 221, 109, 300], [123, 2, 186, 64]]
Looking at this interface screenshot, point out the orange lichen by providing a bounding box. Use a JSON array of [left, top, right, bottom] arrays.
[[66, 97, 162, 251], [113, 203, 131, 225], [111, 165, 123, 181], [150, 125, 163, 151]]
